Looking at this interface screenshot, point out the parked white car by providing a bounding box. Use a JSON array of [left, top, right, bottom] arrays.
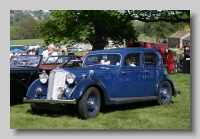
[[77, 47, 83, 52], [67, 47, 83, 52]]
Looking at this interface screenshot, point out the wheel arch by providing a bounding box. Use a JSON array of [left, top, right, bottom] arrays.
[[84, 84, 106, 107], [72, 78, 110, 106], [156, 76, 176, 97]]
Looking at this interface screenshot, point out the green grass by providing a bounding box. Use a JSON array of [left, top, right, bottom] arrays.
[[10, 73, 190, 129], [10, 39, 45, 46]]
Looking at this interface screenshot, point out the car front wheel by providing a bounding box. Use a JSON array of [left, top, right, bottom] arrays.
[[157, 81, 172, 105], [78, 87, 101, 119]]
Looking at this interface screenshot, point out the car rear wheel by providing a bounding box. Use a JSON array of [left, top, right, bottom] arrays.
[[157, 81, 172, 105], [78, 87, 101, 119]]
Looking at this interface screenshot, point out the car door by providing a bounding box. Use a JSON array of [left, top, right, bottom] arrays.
[[116, 52, 145, 97], [143, 52, 159, 96]]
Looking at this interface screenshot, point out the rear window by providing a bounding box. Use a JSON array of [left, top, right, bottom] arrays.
[[144, 52, 157, 66]]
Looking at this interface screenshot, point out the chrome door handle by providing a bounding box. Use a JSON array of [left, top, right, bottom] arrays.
[[121, 71, 126, 75], [145, 70, 149, 73]]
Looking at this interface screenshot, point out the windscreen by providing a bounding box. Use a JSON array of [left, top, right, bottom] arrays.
[[10, 55, 41, 67]]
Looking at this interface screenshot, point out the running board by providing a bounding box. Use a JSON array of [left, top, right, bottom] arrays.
[[107, 96, 158, 105]]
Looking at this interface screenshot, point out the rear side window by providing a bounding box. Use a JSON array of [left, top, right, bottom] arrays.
[[124, 53, 141, 67], [144, 52, 157, 66]]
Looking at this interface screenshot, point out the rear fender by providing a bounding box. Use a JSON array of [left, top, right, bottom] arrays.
[[155, 75, 176, 96]]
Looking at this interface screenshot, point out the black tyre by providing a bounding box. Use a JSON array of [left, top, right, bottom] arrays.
[[30, 103, 51, 114], [157, 81, 172, 105], [78, 87, 101, 119]]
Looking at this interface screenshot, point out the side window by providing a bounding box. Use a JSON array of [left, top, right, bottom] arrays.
[[144, 52, 157, 66], [124, 53, 141, 67]]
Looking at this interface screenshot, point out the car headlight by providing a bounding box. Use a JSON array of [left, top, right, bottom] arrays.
[[39, 72, 48, 84], [66, 73, 76, 84]]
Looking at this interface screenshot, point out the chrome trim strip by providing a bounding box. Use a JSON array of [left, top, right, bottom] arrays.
[[23, 97, 77, 105]]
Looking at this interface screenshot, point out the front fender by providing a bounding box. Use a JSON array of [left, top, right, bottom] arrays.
[[10, 76, 28, 98], [71, 77, 110, 101], [26, 78, 48, 98], [155, 75, 176, 96]]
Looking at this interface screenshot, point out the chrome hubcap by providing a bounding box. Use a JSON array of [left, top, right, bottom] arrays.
[[163, 89, 167, 98], [89, 99, 95, 109]]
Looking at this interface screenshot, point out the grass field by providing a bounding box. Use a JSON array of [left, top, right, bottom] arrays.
[[10, 39, 45, 46], [10, 73, 190, 129]]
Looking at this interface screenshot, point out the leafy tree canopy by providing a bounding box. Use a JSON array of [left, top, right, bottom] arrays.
[[10, 19, 40, 40], [126, 10, 190, 23], [37, 10, 190, 50], [37, 10, 139, 50], [143, 21, 189, 41]]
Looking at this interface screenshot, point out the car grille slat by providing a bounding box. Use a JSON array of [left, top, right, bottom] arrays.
[[47, 71, 67, 100]]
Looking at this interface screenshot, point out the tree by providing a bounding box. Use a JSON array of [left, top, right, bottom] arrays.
[[43, 12, 50, 20], [10, 10, 15, 14], [36, 10, 139, 50], [143, 21, 189, 41], [36, 10, 190, 50], [126, 10, 190, 23], [135, 26, 144, 34], [13, 12, 34, 25], [10, 19, 40, 40], [184, 25, 190, 31]]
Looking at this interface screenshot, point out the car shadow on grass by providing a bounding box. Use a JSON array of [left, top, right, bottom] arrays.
[[25, 100, 172, 118], [100, 101, 158, 114], [26, 105, 79, 118]]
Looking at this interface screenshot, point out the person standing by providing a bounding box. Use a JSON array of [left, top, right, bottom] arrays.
[[15, 51, 21, 56], [42, 44, 58, 62], [60, 50, 66, 56], [29, 49, 33, 55], [166, 50, 175, 73], [10, 51, 13, 57]]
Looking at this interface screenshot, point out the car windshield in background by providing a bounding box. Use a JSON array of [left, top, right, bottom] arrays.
[[83, 54, 121, 66], [43, 56, 70, 64], [10, 55, 41, 68]]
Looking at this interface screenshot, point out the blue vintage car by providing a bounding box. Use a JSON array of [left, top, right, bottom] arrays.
[[23, 48, 177, 119]]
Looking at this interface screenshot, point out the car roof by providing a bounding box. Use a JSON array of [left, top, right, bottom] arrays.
[[89, 48, 158, 54]]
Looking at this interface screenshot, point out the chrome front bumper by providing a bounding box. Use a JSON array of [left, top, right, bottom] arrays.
[[23, 97, 77, 105]]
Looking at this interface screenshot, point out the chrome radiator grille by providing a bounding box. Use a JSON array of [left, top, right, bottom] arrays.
[[47, 71, 67, 100]]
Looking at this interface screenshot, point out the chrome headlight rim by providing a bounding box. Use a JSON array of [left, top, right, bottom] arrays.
[[66, 73, 76, 85], [39, 72, 48, 84], [57, 87, 66, 99]]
